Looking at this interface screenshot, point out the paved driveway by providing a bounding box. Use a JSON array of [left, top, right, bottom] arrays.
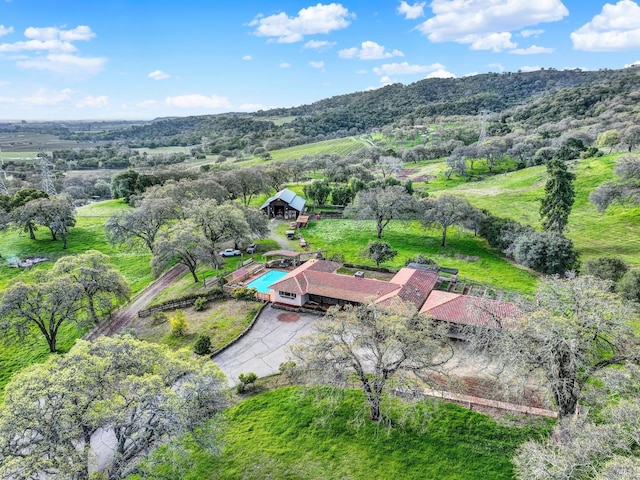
[[213, 305, 319, 386]]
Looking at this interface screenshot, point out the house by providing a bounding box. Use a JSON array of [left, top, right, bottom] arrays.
[[267, 259, 519, 330], [260, 188, 306, 219], [268, 259, 438, 309]]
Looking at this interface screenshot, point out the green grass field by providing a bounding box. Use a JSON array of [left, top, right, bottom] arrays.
[[436, 154, 640, 267], [0, 199, 153, 398], [268, 137, 369, 162], [301, 219, 539, 294], [140, 386, 551, 480]]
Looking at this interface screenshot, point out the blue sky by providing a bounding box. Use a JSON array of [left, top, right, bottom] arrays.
[[1, 0, 640, 120]]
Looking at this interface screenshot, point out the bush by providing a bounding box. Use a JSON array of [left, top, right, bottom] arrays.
[[194, 335, 212, 355], [231, 286, 258, 300], [236, 372, 258, 393], [169, 310, 188, 336], [193, 297, 208, 311], [479, 213, 531, 251], [508, 231, 579, 275], [581, 257, 628, 288], [151, 311, 168, 325], [405, 254, 438, 270], [327, 252, 345, 263], [616, 270, 640, 302]]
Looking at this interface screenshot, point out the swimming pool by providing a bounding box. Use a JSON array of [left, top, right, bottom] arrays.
[[246, 270, 288, 293]]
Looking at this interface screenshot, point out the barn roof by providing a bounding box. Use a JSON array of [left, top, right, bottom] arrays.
[[260, 188, 306, 212]]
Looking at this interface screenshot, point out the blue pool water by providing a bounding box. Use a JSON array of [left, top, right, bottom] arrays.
[[246, 270, 288, 293]]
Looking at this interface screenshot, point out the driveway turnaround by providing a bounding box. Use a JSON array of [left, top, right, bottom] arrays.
[[213, 305, 319, 386]]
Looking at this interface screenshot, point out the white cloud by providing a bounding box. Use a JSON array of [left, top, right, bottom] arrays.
[[242, 55, 252, 60], [279, 62, 291, 68], [137, 99, 158, 107], [17, 53, 106, 78], [417, 0, 568, 49], [23, 88, 73, 106], [571, 0, 640, 51], [0, 25, 13, 37], [0, 39, 77, 53], [520, 28, 544, 37], [24, 25, 95, 42], [373, 61, 450, 83], [397, 1, 426, 19], [249, 3, 353, 43], [148, 70, 170, 80], [625, 60, 640, 67], [76, 95, 108, 107], [164, 94, 231, 109], [309, 61, 325, 69], [509, 44, 553, 54], [468, 32, 516, 51], [338, 41, 404, 59], [0, 96, 16, 104], [488, 62, 505, 72], [302, 39, 335, 50], [426, 68, 456, 78], [520, 65, 542, 72], [357, 69, 368, 74], [238, 103, 269, 111], [0, 81, 9, 87]]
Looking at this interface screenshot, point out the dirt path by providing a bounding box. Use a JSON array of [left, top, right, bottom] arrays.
[[85, 264, 188, 340], [268, 219, 299, 250]]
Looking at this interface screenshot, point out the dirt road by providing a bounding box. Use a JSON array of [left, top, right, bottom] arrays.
[[85, 265, 188, 340]]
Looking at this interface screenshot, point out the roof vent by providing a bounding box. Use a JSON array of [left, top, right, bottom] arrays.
[[354, 271, 365, 278]]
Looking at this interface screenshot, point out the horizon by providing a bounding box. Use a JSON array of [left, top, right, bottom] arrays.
[[1, 0, 640, 121]]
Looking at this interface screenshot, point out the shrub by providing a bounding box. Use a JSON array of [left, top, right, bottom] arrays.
[[581, 257, 628, 289], [327, 252, 345, 263], [231, 286, 257, 300], [194, 335, 212, 355], [193, 297, 208, 311], [236, 372, 258, 393], [151, 311, 168, 325], [508, 231, 579, 274], [616, 270, 640, 302], [169, 310, 188, 336], [479, 213, 531, 251], [405, 254, 438, 270]]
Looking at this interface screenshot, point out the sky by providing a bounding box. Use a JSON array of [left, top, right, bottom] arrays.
[[1, 0, 640, 120]]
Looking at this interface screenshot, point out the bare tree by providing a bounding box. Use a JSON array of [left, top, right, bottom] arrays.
[[349, 185, 418, 238], [105, 197, 178, 253], [470, 275, 640, 419], [422, 194, 475, 247], [152, 221, 211, 282], [0, 275, 85, 352], [51, 250, 130, 323], [291, 301, 453, 422]]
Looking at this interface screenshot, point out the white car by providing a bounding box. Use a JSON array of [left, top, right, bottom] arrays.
[[220, 248, 241, 257]]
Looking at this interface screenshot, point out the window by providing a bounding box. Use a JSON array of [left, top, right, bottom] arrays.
[[279, 291, 296, 299]]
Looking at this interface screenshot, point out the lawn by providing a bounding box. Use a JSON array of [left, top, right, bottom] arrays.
[[301, 219, 539, 294], [129, 299, 261, 352], [139, 386, 551, 480]]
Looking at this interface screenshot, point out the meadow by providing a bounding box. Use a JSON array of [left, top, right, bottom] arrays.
[[139, 386, 552, 480]]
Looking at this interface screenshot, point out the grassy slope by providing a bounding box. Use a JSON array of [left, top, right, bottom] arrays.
[[268, 137, 369, 161], [0, 199, 152, 398], [441, 154, 640, 267], [144, 387, 550, 480]]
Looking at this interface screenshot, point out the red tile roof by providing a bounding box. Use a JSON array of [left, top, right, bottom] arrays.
[[377, 269, 439, 309], [420, 291, 520, 328]]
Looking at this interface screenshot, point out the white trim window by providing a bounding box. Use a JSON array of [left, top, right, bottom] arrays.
[[279, 291, 297, 299]]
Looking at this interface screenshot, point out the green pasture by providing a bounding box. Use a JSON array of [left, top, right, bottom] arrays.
[[439, 154, 640, 268], [140, 386, 551, 480], [300, 219, 539, 294], [268, 137, 369, 162]]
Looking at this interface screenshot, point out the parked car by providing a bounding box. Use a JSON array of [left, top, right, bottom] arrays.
[[220, 248, 241, 257], [246, 243, 257, 254]]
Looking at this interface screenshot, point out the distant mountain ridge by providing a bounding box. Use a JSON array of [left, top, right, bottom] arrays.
[[74, 67, 640, 150]]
